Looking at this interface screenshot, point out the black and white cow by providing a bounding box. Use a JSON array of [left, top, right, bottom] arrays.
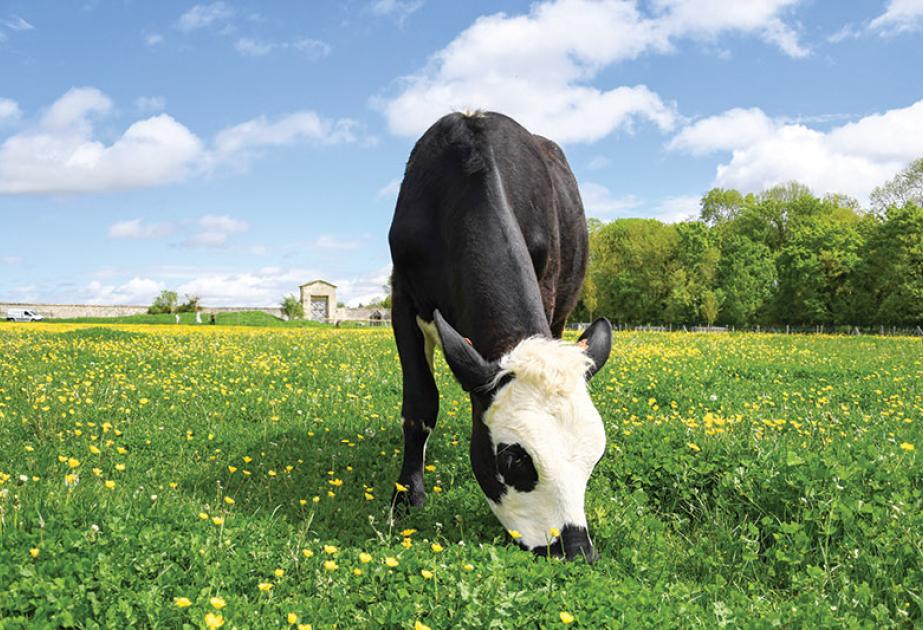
[[388, 111, 612, 562]]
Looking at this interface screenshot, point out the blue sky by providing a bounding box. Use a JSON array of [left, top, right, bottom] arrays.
[[1, 0, 922, 306]]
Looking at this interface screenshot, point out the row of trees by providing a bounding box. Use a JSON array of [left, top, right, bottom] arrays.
[[148, 291, 200, 314], [573, 159, 923, 328]]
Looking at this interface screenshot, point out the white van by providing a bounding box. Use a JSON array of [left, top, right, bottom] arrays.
[[5, 309, 44, 322]]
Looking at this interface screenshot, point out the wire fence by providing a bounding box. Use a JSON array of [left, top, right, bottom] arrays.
[[568, 322, 923, 337]]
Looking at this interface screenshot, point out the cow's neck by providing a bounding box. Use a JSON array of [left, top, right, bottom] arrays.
[[449, 167, 552, 361]]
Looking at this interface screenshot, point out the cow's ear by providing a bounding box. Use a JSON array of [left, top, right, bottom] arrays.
[[433, 310, 499, 392], [578, 317, 612, 380]]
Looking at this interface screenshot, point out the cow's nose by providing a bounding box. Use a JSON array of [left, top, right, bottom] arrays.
[[561, 524, 598, 563]]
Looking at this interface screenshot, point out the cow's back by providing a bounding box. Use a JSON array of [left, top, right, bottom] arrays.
[[389, 112, 587, 358]]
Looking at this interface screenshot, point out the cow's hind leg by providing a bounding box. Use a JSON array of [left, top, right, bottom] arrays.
[[390, 288, 439, 516]]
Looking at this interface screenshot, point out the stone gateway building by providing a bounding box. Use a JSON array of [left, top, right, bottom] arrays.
[[299, 280, 339, 322]]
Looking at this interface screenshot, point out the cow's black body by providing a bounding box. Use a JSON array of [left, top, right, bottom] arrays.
[[388, 111, 595, 557]]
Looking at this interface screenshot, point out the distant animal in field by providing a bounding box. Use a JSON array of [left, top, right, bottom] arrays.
[[388, 111, 612, 562]]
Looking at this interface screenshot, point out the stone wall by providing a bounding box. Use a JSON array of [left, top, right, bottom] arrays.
[[1, 302, 149, 319], [1, 302, 283, 320]]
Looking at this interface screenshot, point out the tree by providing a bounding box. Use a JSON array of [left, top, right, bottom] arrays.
[[666, 221, 720, 323], [176, 295, 200, 313], [715, 235, 776, 326], [773, 213, 864, 325], [870, 157, 923, 216], [148, 290, 178, 314], [853, 203, 923, 326], [588, 218, 679, 323], [280, 294, 304, 320], [701, 290, 719, 326], [699, 188, 747, 226]]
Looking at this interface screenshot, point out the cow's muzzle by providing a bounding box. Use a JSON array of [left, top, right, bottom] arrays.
[[521, 524, 598, 563], [561, 524, 598, 563]]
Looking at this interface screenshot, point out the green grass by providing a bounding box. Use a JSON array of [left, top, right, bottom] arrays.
[[0, 324, 920, 628], [50, 310, 305, 327], [50, 311, 380, 329]]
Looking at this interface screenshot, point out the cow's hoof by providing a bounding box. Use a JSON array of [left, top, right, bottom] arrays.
[[389, 485, 425, 519]]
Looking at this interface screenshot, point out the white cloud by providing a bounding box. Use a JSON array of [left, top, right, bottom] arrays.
[[668, 99, 923, 203], [235, 37, 331, 58], [213, 111, 359, 164], [85, 277, 165, 305], [199, 214, 248, 233], [869, 0, 923, 34], [0, 98, 20, 123], [234, 37, 273, 56], [334, 265, 393, 307], [135, 96, 166, 113], [174, 267, 313, 306], [651, 0, 807, 56], [378, 0, 807, 142], [2, 255, 23, 265], [0, 88, 361, 195], [312, 235, 361, 250], [587, 155, 612, 170], [177, 2, 234, 32], [4, 284, 38, 302], [0, 87, 204, 194], [667, 107, 776, 155], [655, 195, 700, 223], [108, 219, 177, 239], [3, 15, 34, 31], [179, 214, 250, 249], [580, 182, 642, 217], [145, 32, 164, 46], [370, 0, 424, 24], [376, 177, 402, 200]]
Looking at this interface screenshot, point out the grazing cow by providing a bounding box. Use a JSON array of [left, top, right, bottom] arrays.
[[388, 111, 612, 562]]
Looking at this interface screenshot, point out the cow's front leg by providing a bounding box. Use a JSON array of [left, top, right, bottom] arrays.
[[391, 295, 439, 516]]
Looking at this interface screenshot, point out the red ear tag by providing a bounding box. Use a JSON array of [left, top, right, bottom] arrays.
[[463, 337, 473, 346]]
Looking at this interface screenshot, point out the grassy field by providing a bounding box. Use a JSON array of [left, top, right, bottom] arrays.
[[0, 323, 920, 628], [49, 311, 331, 327]]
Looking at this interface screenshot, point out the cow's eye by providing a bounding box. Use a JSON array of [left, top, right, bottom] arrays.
[[496, 443, 538, 492]]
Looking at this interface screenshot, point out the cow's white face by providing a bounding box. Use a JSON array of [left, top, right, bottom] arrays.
[[484, 338, 605, 553], [430, 311, 612, 561]]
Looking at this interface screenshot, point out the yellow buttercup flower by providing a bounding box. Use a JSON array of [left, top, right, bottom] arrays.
[[323, 560, 338, 572], [359, 552, 372, 563], [257, 582, 273, 592], [209, 596, 226, 610], [204, 612, 224, 629], [385, 556, 399, 567], [560, 611, 575, 624], [174, 597, 192, 608]]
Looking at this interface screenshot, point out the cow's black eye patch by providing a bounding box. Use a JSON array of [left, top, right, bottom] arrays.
[[496, 442, 538, 492]]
